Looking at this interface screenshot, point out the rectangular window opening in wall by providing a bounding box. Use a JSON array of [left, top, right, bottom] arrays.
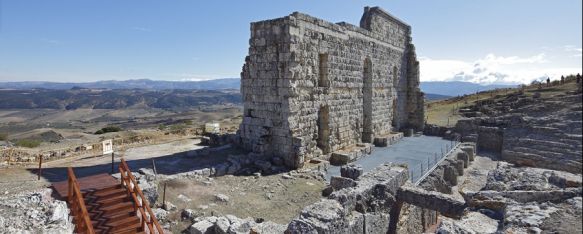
[[245, 109, 254, 117], [318, 53, 329, 87]]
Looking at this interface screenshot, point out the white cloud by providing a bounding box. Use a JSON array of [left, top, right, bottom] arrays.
[[419, 53, 581, 85], [564, 45, 582, 57]]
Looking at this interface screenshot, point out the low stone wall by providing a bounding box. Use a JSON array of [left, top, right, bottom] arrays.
[[373, 132, 404, 147], [328, 143, 373, 166], [423, 124, 451, 137], [286, 163, 409, 233], [396, 143, 476, 233]]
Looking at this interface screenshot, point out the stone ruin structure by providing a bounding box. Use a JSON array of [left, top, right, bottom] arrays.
[[238, 7, 425, 168]]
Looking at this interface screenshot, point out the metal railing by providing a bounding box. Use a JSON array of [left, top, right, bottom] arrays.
[[412, 135, 461, 185], [119, 159, 164, 234], [67, 167, 95, 234]]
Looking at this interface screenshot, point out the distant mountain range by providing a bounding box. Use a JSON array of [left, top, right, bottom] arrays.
[[424, 93, 451, 101], [0, 79, 517, 102], [0, 78, 240, 90], [0, 89, 241, 110], [420, 81, 517, 97]]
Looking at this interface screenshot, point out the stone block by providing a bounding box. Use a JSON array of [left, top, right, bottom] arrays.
[[456, 152, 469, 168], [444, 166, 458, 186], [188, 220, 214, 234], [364, 212, 390, 234], [286, 199, 347, 234], [340, 164, 363, 180], [397, 184, 466, 218], [330, 176, 357, 190], [330, 152, 354, 166], [460, 145, 475, 161]]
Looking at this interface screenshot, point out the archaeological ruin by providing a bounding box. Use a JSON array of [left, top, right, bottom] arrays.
[[238, 7, 425, 169]]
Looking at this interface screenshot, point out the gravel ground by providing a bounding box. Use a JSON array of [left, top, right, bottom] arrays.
[[159, 171, 326, 233]]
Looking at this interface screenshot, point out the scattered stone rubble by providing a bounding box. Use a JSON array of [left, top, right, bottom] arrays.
[[0, 188, 73, 233], [187, 215, 287, 234]]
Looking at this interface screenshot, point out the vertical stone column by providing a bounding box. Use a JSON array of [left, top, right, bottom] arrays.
[[406, 43, 425, 131]]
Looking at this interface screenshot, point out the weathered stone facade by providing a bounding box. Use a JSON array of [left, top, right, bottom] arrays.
[[239, 7, 424, 168]]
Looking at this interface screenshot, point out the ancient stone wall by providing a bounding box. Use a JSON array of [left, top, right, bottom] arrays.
[[239, 7, 424, 168], [286, 163, 409, 233], [396, 143, 476, 233]]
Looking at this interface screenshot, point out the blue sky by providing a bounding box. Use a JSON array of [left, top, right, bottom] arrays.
[[0, 0, 581, 84]]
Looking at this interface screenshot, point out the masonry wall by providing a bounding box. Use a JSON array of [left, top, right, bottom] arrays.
[[239, 7, 424, 168]]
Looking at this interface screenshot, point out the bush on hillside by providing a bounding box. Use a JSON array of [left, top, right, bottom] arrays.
[[95, 126, 122, 135]]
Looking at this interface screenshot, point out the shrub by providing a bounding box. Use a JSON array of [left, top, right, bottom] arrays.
[[0, 133, 7, 141], [169, 124, 188, 134], [158, 124, 166, 130], [15, 139, 41, 148], [95, 126, 122, 134]]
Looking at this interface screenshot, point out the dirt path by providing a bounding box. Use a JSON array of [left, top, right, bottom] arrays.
[[41, 138, 204, 168], [0, 138, 209, 192]]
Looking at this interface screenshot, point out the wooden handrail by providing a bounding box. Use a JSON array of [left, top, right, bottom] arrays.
[[119, 159, 164, 234], [67, 167, 95, 234]]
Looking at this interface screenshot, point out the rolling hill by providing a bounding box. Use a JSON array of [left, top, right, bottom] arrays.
[[0, 88, 241, 110]]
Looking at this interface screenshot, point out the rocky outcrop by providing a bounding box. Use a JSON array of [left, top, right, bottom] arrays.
[[436, 212, 499, 234], [186, 215, 287, 234], [0, 189, 73, 233]]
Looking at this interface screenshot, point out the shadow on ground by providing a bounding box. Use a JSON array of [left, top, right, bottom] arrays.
[[28, 145, 250, 183]]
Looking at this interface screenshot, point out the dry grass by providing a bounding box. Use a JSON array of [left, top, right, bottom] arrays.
[[425, 80, 581, 127], [425, 88, 514, 127]]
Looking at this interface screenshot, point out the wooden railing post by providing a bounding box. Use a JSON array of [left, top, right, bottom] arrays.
[[37, 155, 43, 180], [118, 159, 164, 234], [67, 167, 95, 234]]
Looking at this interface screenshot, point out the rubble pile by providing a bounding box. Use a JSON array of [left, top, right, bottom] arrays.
[[0, 189, 73, 233]]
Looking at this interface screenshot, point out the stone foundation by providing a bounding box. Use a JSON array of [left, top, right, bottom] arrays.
[[287, 163, 409, 233], [373, 132, 404, 147]]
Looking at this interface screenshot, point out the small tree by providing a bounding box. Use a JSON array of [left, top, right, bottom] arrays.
[[95, 126, 122, 134]]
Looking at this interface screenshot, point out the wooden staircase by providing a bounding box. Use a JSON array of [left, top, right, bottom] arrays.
[[65, 159, 163, 234]]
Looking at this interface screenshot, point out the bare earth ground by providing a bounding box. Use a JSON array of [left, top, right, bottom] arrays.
[[0, 138, 205, 195], [164, 173, 326, 232]]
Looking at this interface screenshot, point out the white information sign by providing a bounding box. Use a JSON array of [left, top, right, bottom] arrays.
[[102, 139, 114, 155]]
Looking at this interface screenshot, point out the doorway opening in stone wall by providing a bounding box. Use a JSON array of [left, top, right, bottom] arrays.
[[317, 105, 330, 154], [362, 58, 373, 143], [392, 65, 399, 129]]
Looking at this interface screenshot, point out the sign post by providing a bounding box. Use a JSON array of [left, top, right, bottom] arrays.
[[102, 139, 114, 174]]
